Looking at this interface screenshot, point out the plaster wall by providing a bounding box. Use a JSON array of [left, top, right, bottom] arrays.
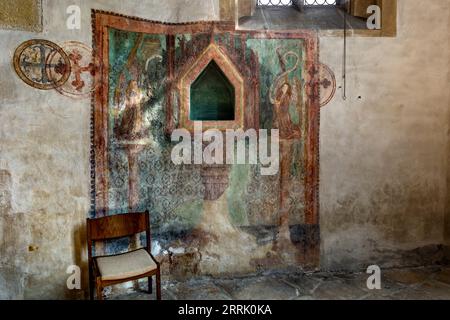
[[0, 0, 449, 299], [320, 0, 450, 269], [0, 0, 219, 300], [446, 0, 450, 246]]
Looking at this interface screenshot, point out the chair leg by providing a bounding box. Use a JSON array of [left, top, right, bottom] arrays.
[[156, 269, 161, 300], [148, 276, 153, 294], [88, 270, 95, 300], [96, 279, 104, 300], [89, 281, 95, 300]]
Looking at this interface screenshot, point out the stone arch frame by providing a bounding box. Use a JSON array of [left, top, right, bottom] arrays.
[[178, 43, 245, 131]]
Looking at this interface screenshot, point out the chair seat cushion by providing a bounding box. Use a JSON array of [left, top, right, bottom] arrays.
[[95, 249, 157, 281]]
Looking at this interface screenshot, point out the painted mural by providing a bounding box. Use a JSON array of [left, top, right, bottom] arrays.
[[92, 11, 320, 278]]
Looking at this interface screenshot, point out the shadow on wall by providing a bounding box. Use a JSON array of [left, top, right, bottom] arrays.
[[67, 223, 89, 299]]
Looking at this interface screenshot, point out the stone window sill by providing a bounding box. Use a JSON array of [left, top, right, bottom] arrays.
[[237, 5, 396, 37]]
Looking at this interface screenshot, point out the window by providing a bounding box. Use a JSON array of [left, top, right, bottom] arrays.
[[304, 0, 337, 5], [256, 0, 337, 6], [237, 0, 396, 37], [257, 0, 292, 5]]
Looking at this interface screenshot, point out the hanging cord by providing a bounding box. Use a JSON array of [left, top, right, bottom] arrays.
[[342, 8, 347, 100]]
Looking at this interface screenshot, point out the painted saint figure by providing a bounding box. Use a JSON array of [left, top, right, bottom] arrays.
[[270, 48, 303, 262], [115, 80, 146, 141], [272, 82, 301, 140], [270, 47, 302, 139]]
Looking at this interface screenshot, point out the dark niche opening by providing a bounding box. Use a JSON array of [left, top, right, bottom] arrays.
[[190, 60, 235, 121]]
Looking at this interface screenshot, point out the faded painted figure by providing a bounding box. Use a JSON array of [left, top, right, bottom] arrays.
[[115, 79, 146, 141], [270, 48, 303, 261], [113, 34, 160, 143], [270, 48, 302, 140]]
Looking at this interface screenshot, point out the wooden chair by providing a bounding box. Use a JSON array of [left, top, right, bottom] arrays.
[[86, 211, 161, 300]]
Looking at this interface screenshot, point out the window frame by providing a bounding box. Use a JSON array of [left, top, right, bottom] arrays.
[[319, 0, 397, 37], [223, 0, 397, 38]]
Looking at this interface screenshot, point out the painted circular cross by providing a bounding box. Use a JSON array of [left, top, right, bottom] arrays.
[[47, 41, 96, 99], [318, 63, 336, 107], [13, 39, 71, 90]]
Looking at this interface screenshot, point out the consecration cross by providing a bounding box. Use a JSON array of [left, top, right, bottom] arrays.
[[21, 45, 64, 85], [68, 49, 95, 91]]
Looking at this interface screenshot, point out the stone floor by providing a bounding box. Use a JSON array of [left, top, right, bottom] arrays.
[[112, 266, 450, 300]]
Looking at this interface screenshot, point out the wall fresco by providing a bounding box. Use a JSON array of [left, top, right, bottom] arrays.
[[92, 12, 320, 277]]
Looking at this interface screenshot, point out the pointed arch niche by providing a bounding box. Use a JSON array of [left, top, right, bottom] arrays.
[[179, 43, 245, 131]]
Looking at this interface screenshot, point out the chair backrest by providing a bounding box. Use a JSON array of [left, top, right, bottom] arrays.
[[86, 211, 151, 263]]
